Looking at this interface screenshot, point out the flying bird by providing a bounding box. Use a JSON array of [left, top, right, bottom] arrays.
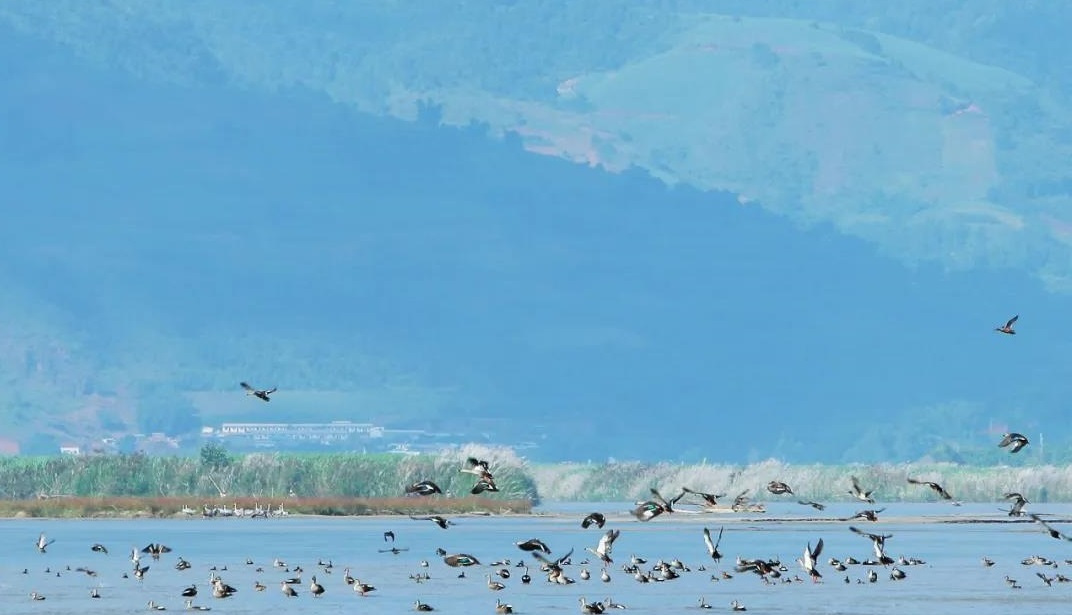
[[995, 315, 1019, 335], [36, 533, 54, 553], [907, 477, 953, 500], [798, 500, 826, 511], [585, 529, 620, 565], [767, 481, 794, 495], [581, 512, 606, 529], [998, 432, 1030, 453], [516, 539, 551, 554], [240, 382, 277, 402], [849, 526, 894, 565], [409, 515, 454, 529], [405, 480, 443, 496], [848, 476, 876, 504], [1028, 513, 1072, 541], [702, 527, 724, 562], [682, 487, 727, 507], [842, 508, 886, 523], [91, 543, 108, 554], [799, 538, 824, 582], [633, 487, 686, 521], [1004, 492, 1029, 517]]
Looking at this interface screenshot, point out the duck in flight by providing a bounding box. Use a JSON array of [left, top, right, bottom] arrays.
[[798, 500, 826, 511], [998, 432, 1030, 453], [1028, 513, 1072, 541], [516, 538, 551, 554], [633, 487, 686, 521], [581, 512, 606, 529], [405, 480, 442, 496], [848, 476, 876, 504], [995, 314, 1019, 335], [36, 533, 54, 553], [1004, 492, 1029, 517], [798, 538, 824, 583], [702, 527, 724, 563], [585, 530, 619, 565], [682, 487, 727, 507], [907, 477, 953, 500], [240, 382, 277, 402], [410, 515, 453, 529], [767, 481, 794, 495], [849, 526, 894, 565]]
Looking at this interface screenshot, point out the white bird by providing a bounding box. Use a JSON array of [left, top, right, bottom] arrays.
[[798, 538, 824, 582], [585, 529, 620, 565], [702, 527, 724, 562], [36, 533, 54, 553]]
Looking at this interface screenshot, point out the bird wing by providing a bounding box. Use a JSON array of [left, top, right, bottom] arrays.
[[998, 433, 1014, 447], [702, 527, 714, 555], [850, 476, 863, 493], [1006, 315, 1019, 328], [812, 538, 824, 561], [240, 382, 254, 392]]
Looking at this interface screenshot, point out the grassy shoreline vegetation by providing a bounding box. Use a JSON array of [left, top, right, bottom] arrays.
[[6, 447, 1072, 517], [0, 445, 539, 517], [530, 458, 1072, 503], [0, 495, 533, 519]]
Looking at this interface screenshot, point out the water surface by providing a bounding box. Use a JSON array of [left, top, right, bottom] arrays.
[[1, 501, 1071, 614]]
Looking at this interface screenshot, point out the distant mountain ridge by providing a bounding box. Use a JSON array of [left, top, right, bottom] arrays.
[[1, 4, 1071, 461]]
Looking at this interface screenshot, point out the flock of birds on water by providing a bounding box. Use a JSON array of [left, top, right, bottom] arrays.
[[13, 314, 1069, 611]]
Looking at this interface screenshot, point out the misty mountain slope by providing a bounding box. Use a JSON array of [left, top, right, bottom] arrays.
[[3, 2, 1069, 289], [1, 8, 1072, 459]]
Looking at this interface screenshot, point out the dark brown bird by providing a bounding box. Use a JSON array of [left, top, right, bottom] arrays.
[[240, 382, 276, 402], [405, 480, 442, 496], [516, 539, 551, 554], [842, 508, 885, 522], [995, 314, 1018, 335], [1028, 513, 1072, 541], [907, 477, 953, 500], [581, 512, 606, 529], [682, 487, 726, 507], [1004, 492, 1029, 517], [410, 515, 453, 529], [767, 481, 794, 495]]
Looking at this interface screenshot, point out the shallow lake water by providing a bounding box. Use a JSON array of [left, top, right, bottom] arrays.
[[1, 501, 1071, 614]]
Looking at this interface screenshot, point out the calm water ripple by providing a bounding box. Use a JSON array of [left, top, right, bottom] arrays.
[[1, 502, 1071, 614]]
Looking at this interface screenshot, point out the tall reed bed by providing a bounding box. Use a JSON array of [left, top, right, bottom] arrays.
[[0, 445, 538, 502], [0, 495, 532, 518], [531, 459, 1072, 503]]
